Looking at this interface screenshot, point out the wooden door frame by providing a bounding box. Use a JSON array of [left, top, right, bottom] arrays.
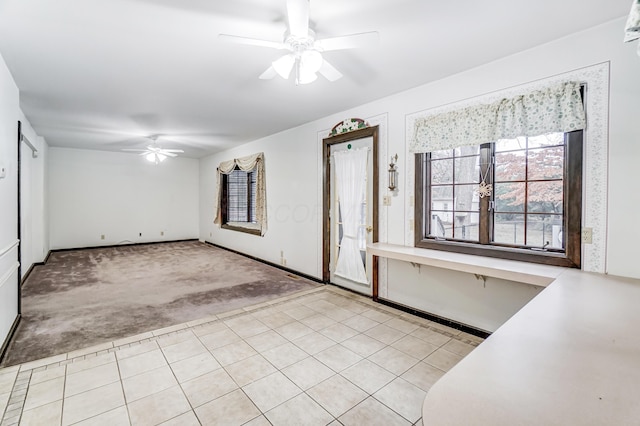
[[322, 126, 379, 296], [16, 121, 22, 314]]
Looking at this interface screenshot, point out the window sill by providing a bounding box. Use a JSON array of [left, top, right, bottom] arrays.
[[415, 238, 578, 268], [222, 222, 262, 236], [367, 242, 567, 287]]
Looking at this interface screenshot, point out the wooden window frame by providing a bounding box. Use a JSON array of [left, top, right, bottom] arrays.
[[220, 167, 260, 236], [414, 130, 583, 268]]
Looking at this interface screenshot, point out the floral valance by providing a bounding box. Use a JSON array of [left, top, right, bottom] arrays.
[[625, 0, 640, 42], [410, 81, 586, 153], [217, 152, 263, 174], [214, 152, 267, 235]]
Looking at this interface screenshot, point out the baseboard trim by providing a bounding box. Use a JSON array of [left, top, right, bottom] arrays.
[[20, 263, 39, 286], [24, 240, 199, 286], [50, 239, 199, 254], [21, 250, 52, 286], [203, 241, 324, 285], [377, 297, 491, 339], [0, 314, 21, 364]]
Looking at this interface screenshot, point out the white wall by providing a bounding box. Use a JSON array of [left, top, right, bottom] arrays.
[[200, 17, 640, 332], [200, 128, 322, 277], [0, 52, 49, 347], [19, 115, 49, 277], [49, 148, 199, 249], [387, 261, 544, 332], [0, 52, 20, 347]]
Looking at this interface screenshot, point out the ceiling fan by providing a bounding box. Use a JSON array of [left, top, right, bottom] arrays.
[[218, 0, 378, 85], [121, 135, 184, 164]]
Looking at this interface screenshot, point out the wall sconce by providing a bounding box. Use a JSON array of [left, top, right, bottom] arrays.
[[388, 154, 398, 191], [623, 0, 640, 56]]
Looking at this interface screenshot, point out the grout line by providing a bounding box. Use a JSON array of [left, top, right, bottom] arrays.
[[0, 370, 30, 426], [59, 364, 67, 426], [239, 388, 266, 425], [113, 345, 133, 426], [157, 340, 198, 425]]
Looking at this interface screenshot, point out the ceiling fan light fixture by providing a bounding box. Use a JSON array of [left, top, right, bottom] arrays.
[[273, 54, 295, 79], [301, 49, 323, 73], [146, 152, 167, 164], [296, 65, 317, 85]]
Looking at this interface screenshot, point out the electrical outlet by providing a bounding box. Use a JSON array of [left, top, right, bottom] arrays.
[[101, 234, 105, 240], [582, 227, 593, 244], [160, 231, 164, 236], [139, 232, 142, 237], [383, 195, 391, 206]]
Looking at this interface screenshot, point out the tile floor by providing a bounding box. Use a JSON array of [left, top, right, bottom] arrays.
[[0, 285, 483, 426]]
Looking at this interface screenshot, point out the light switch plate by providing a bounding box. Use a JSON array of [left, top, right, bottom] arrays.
[[0, 165, 6, 179], [383, 195, 391, 206]]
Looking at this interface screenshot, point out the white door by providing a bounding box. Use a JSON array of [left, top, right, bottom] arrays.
[[329, 137, 374, 295]]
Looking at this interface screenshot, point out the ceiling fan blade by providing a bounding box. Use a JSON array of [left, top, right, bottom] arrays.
[[259, 65, 278, 80], [138, 152, 150, 156], [318, 59, 343, 82], [287, 0, 309, 38], [315, 31, 379, 51], [162, 149, 184, 153], [218, 34, 286, 50], [162, 152, 178, 157], [121, 149, 147, 152]]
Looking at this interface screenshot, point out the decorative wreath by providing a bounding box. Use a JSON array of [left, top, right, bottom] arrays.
[[329, 118, 368, 136]]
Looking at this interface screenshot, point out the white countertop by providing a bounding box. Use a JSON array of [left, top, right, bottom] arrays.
[[368, 243, 565, 287], [422, 269, 640, 424]]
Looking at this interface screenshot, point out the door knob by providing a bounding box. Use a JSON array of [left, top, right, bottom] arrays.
[[366, 226, 373, 233]]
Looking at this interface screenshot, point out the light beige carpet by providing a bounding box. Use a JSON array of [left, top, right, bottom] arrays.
[[2, 241, 319, 366]]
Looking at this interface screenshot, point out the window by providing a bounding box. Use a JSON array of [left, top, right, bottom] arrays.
[[221, 167, 259, 234], [428, 144, 481, 242], [415, 130, 583, 268], [214, 152, 266, 236], [225, 168, 257, 223]]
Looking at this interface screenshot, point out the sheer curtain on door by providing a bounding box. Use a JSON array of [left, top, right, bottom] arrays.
[[333, 147, 368, 285]]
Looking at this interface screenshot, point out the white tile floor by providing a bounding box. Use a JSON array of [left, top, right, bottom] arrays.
[[0, 285, 483, 426]]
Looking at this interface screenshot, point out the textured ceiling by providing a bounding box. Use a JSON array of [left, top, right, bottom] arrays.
[[0, 0, 630, 157]]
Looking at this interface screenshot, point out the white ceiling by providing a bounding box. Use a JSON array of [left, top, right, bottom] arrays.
[[0, 0, 630, 158]]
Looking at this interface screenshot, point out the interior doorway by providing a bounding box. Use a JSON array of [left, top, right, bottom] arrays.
[[323, 126, 378, 296]]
